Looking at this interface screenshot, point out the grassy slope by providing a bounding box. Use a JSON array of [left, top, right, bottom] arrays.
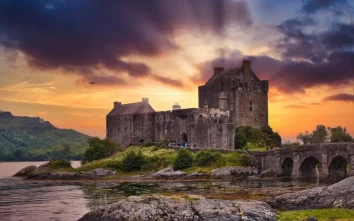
[[278, 208, 354, 221], [76, 146, 252, 174], [0, 112, 90, 156]]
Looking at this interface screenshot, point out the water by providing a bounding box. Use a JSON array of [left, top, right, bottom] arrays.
[[0, 162, 322, 221], [0, 162, 81, 179]]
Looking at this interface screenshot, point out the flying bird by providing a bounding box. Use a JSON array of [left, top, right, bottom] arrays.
[[89, 81, 96, 85]]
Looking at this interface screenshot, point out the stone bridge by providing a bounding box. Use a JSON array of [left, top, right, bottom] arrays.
[[250, 143, 354, 179]]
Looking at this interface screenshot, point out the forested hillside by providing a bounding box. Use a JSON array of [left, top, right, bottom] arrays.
[[0, 111, 91, 161]]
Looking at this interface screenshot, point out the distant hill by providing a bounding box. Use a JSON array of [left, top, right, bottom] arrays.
[[0, 111, 91, 161]]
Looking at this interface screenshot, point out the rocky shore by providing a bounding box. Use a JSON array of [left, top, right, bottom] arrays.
[[268, 176, 354, 210], [13, 163, 354, 220], [78, 195, 277, 221], [14, 164, 258, 181]]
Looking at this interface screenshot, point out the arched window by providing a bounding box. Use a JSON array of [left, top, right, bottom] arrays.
[[249, 101, 253, 112]]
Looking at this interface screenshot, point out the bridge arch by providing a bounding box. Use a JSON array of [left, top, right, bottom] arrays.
[[328, 155, 348, 180], [300, 156, 321, 178], [280, 157, 293, 177]]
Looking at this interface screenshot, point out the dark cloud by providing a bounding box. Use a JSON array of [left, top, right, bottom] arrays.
[[192, 50, 354, 94], [192, 0, 354, 94], [301, 0, 348, 14], [0, 0, 252, 87], [324, 93, 354, 102], [151, 75, 183, 88]]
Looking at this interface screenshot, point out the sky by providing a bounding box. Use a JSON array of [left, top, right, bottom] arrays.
[[0, 0, 353, 142]]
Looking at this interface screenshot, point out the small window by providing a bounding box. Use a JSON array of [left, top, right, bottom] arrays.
[[250, 101, 253, 112]]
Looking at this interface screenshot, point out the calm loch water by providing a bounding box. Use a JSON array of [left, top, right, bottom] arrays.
[[0, 162, 321, 221]]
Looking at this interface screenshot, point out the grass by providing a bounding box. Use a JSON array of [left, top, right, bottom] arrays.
[[278, 208, 354, 221], [74, 146, 252, 175], [246, 146, 269, 151]]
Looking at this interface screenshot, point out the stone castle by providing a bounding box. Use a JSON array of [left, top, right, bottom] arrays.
[[107, 60, 269, 149]]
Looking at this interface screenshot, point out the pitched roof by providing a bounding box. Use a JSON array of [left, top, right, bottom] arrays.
[[107, 102, 155, 117]]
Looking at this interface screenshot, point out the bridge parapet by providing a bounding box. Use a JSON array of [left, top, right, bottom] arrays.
[[249, 142, 354, 179]]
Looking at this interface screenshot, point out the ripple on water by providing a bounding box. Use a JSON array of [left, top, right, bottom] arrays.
[[0, 176, 324, 221]]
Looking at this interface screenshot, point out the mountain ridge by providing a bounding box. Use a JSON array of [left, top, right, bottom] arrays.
[[0, 111, 91, 161]]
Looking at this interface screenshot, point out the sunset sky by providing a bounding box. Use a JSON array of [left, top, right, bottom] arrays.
[[0, 0, 353, 142]]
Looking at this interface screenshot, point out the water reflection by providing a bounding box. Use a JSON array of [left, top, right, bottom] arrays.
[[0, 177, 326, 221]]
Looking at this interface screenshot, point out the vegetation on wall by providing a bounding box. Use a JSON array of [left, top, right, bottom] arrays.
[[234, 126, 281, 150], [297, 125, 353, 144]]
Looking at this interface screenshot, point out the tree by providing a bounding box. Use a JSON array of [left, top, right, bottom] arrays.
[[173, 148, 193, 170], [121, 151, 145, 171], [330, 126, 353, 142], [296, 131, 312, 144], [235, 126, 282, 149], [311, 125, 329, 143], [82, 137, 118, 164]]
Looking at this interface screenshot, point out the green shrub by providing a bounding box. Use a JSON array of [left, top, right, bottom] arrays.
[[235, 126, 281, 149], [106, 160, 122, 170], [48, 159, 72, 169], [82, 137, 118, 164], [216, 152, 252, 167], [142, 141, 153, 147], [238, 153, 253, 167], [173, 148, 193, 170], [142, 155, 172, 170], [193, 150, 220, 167], [121, 151, 145, 171]]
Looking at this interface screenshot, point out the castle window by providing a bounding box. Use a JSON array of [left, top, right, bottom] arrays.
[[250, 101, 253, 112]]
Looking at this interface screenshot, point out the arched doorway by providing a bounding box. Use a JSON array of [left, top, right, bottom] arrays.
[[329, 155, 348, 181], [300, 157, 321, 179], [139, 139, 144, 143], [281, 157, 293, 177], [181, 133, 188, 143]]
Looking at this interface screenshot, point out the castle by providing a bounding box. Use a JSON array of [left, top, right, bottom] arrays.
[[107, 60, 269, 149]]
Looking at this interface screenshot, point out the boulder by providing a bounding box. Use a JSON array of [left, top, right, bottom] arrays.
[[211, 166, 258, 179], [88, 168, 117, 177], [79, 195, 277, 221], [268, 176, 354, 210], [13, 165, 37, 176], [150, 168, 187, 179], [38, 162, 50, 169]]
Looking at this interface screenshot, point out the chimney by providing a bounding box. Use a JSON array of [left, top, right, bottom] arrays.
[[242, 60, 251, 71], [114, 102, 121, 108], [142, 98, 149, 104], [213, 67, 224, 75]]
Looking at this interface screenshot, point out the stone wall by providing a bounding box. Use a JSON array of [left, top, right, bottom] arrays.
[[107, 107, 236, 149], [107, 113, 155, 147]]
